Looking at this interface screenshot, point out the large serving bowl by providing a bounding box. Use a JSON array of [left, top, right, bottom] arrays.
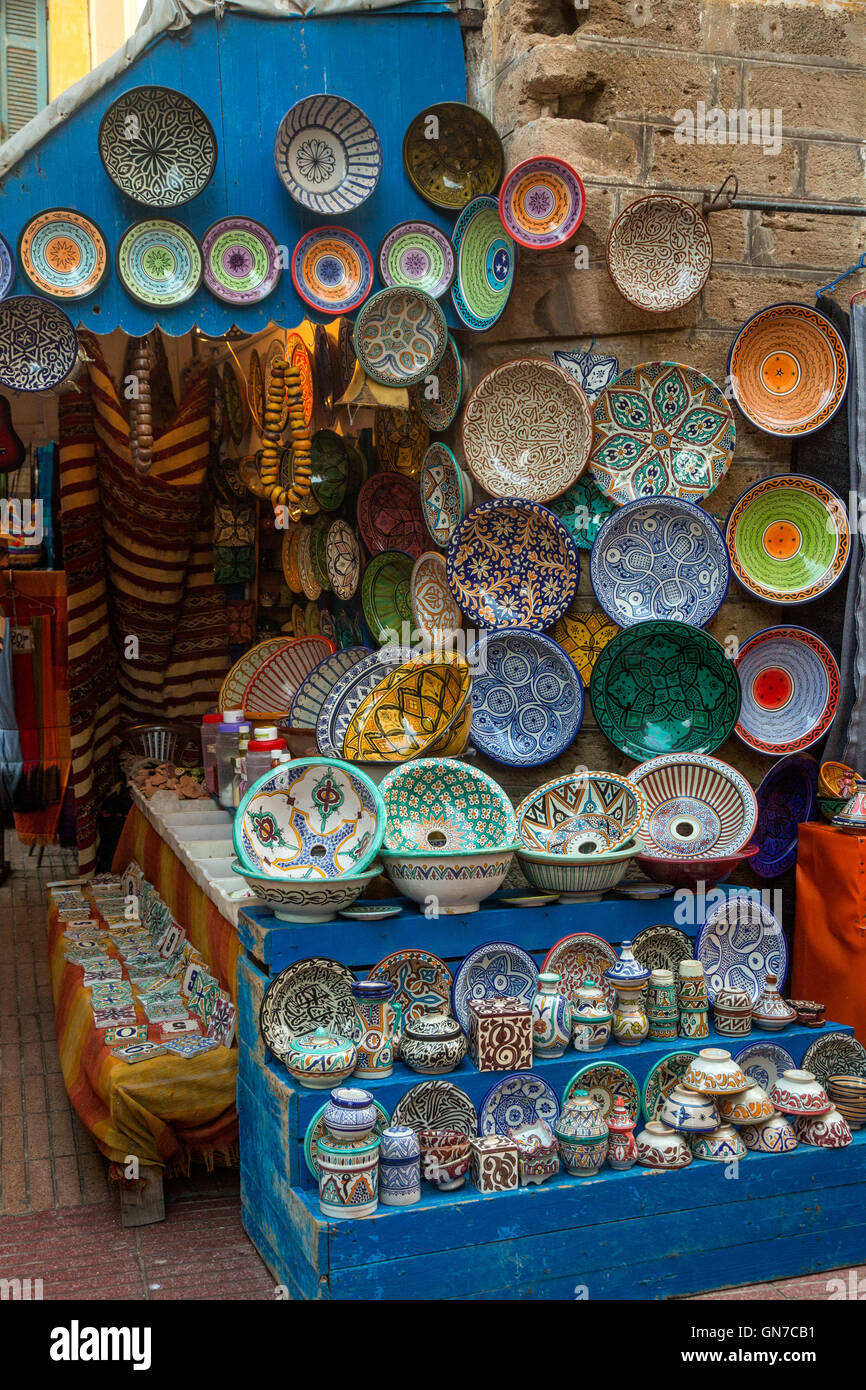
[[402, 102, 503, 212], [515, 771, 644, 855], [243, 636, 336, 718], [636, 841, 760, 892], [382, 847, 515, 914], [230, 860, 382, 923], [466, 629, 584, 768], [233, 757, 385, 878], [447, 499, 580, 631], [517, 839, 640, 903], [380, 757, 517, 854], [751, 754, 818, 879], [354, 287, 448, 389], [727, 302, 848, 438], [357, 473, 427, 558], [290, 647, 372, 731], [630, 752, 758, 859], [98, 86, 217, 208], [606, 195, 712, 312], [361, 551, 415, 646], [733, 627, 839, 756], [343, 653, 471, 763], [411, 551, 462, 644]]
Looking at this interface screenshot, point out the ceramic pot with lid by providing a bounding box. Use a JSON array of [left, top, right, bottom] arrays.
[[751, 973, 796, 1032], [283, 1026, 358, 1090], [399, 1003, 468, 1075], [555, 1088, 609, 1177], [322, 1086, 379, 1140]]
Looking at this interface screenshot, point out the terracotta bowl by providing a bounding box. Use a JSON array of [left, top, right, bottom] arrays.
[[636, 841, 759, 892], [606, 194, 712, 312], [727, 302, 848, 438]]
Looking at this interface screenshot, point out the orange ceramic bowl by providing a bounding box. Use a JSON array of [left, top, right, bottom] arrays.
[[819, 760, 859, 798], [727, 303, 848, 437]]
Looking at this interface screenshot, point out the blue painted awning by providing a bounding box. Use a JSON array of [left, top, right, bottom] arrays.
[[0, 5, 467, 335]]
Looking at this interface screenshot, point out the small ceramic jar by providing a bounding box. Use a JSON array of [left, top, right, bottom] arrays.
[[677, 960, 708, 1009], [322, 1086, 379, 1141], [612, 991, 649, 1046], [658, 1085, 720, 1133], [682, 1047, 749, 1094], [793, 1105, 853, 1148], [606, 1096, 638, 1170], [399, 1003, 468, 1075], [418, 1128, 471, 1191], [716, 1083, 775, 1127], [678, 1006, 710, 1041], [636, 1120, 692, 1169], [751, 973, 796, 1032], [712, 987, 753, 1038], [647, 968, 676, 1010], [283, 1027, 358, 1090], [769, 1069, 831, 1117], [317, 1133, 380, 1219], [531, 971, 572, 1058], [740, 1111, 798, 1153], [572, 978, 612, 1052], [555, 1089, 609, 1176], [604, 940, 650, 995], [378, 1125, 421, 1208], [689, 1123, 747, 1162]]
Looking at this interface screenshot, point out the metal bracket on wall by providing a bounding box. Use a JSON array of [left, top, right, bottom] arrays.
[[702, 173, 866, 218]]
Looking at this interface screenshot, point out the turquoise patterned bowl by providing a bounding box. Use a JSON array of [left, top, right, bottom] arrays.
[[380, 757, 518, 854]]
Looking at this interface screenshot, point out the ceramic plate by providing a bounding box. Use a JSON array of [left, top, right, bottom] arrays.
[[0, 296, 78, 393], [548, 475, 616, 551], [478, 1072, 560, 1138], [380, 757, 517, 854], [631, 924, 694, 976], [201, 216, 281, 305], [590, 619, 741, 760], [728, 302, 848, 437], [343, 654, 470, 764], [0, 232, 15, 299], [235, 757, 384, 878], [116, 219, 202, 307], [375, 399, 430, 481], [541, 931, 619, 1011], [260, 956, 356, 1056], [286, 332, 315, 427], [411, 336, 464, 432], [297, 526, 322, 602], [291, 227, 374, 315], [447, 499, 580, 632], [378, 220, 455, 299], [361, 552, 414, 646], [304, 1098, 391, 1178], [353, 288, 448, 389], [309, 516, 331, 593], [499, 156, 585, 249], [630, 752, 758, 858], [553, 345, 619, 403], [219, 637, 290, 711], [244, 636, 335, 716], [98, 85, 217, 206], [391, 1080, 477, 1137], [563, 1062, 640, 1123], [402, 101, 503, 211], [606, 195, 712, 312], [357, 473, 427, 558], [339, 905, 403, 920], [461, 358, 593, 504], [590, 362, 735, 504], [695, 896, 788, 1003], [411, 551, 462, 643], [419, 442, 472, 547], [615, 876, 675, 900], [801, 1033, 866, 1088], [450, 194, 516, 332], [315, 646, 410, 757], [325, 519, 361, 601], [550, 605, 619, 688], [734, 626, 839, 755], [274, 93, 381, 213], [591, 496, 729, 628], [248, 349, 264, 431], [367, 950, 452, 1027], [515, 771, 643, 855], [289, 646, 371, 730], [314, 324, 334, 413], [500, 895, 560, 908], [641, 1052, 699, 1121], [752, 754, 818, 879], [18, 209, 109, 300], [733, 1042, 798, 1093], [309, 431, 349, 512], [726, 475, 850, 605], [467, 630, 584, 768], [451, 941, 538, 1032]]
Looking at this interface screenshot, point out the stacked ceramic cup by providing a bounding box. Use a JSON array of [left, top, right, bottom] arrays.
[[828, 1075, 866, 1131], [677, 960, 710, 1041], [316, 1086, 381, 1220], [647, 968, 678, 1040], [379, 1125, 421, 1207], [712, 987, 752, 1038]]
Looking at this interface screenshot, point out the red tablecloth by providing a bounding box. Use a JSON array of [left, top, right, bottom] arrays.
[[793, 821, 866, 1042]]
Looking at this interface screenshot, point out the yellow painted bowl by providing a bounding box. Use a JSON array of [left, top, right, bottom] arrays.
[[343, 654, 471, 763]]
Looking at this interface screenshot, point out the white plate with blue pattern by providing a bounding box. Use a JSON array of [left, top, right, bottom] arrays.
[[451, 940, 538, 1032], [478, 1071, 560, 1138], [467, 629, 584, 768]]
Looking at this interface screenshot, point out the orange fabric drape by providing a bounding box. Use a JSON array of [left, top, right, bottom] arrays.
[[793, 822, 866, 1040]]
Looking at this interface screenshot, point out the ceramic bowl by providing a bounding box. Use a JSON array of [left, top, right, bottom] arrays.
[[98, 86, 217, 208], [716, 1083, 775, 1127], [283, 1026, 358, 1090], [274, 94, 382, 214], [243, 636, 336, 719], [356, 473, 427, 559], [316, 646, 412, 759], [18, 208, 111, 301], [636, 1120, 692, 1169], [769, 1069, 831, 1116], [380, 757, 518, 854], [230, 860, 383, 922], [740, 1111, 798, 1153], [343, 654, 471, 763], [289, 647, 371, 731], [727, 302, 848, 438], [629, 753, 758, 859], [419, 442, 474, 548], [515, 771, 644, 856], [658, 1085, 720, 1133], [353, 287, 448, 389], [606, 194, 712, 312], [517, 839, 640, 903], [233, 757, 385, 879], [688, 1123, 747, 1162], [116, 220, 203, 309], [636, 842, 760, 892], [827, 1076, 866, 1130], [410, 551, 462, 644], [418, 1128, 472, 1189], [377, 219, 455, 299], [291, 227, 375, 315], [461, 358, 593, 504], [817, 795, 847, 823], [498, 156, 586, 249], [381, 847, 514, 915], [0, 296, 79, 394], [819, 760, 859, 798], [466, 629, 584, 769], [794, 1106, 853, 1149], [361, 552, 415, 647], [412, 334, 464, 433], [450, 194, 516, 332], [447, 499, 580, 632], [733, 626, 840, 756], [725, 475, 850, 607], [682, 1048, 749, 1095], [402, 102, 503, 212]]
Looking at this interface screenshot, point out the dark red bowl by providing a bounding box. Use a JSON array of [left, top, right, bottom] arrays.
[[637, 841, 760, 891]]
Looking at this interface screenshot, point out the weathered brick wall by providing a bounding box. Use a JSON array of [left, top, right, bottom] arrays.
[[454, 0, 866, 816]]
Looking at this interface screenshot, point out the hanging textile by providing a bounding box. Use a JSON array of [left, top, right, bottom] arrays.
[[0, 613, 23, 830]]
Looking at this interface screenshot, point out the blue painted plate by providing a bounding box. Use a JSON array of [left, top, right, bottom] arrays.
[[591, 496, 730, 628], [0, 232, 16, 300], [553, 345, 619, 402], [752, 754, 818, 879], [274, 93, 382, 214], [447, 498, 580, 631], [477, 1071, 560, 1138], [695, 896, 788, 1004], [290, 646, 371, 731], [467, 629, 584, 768], [451, 939, 538, 1033], [733, 1042, 797, 1094], [315, 646, 411, 758]]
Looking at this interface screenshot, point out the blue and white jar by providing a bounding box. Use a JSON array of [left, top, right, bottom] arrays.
[[322, 1086, 378, 1141], [531, 971, 572, 1058], [379, 1125, 421, 1208]]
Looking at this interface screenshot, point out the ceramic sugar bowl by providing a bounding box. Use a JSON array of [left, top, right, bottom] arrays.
[[284, 1027, 358, 1090], [635, 1120, 692, 1170], [399, 1003, 468, 1075], [682, 1048, 749, 1095], [658, 1085, 719, 1133], [555, 1089, 609, 1177], [751, 973, 796, 1032], [769, 1069, 831, 1117], [716, 1083, 775, 1127]]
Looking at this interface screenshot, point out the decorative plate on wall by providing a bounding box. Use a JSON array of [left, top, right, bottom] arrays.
[[248, 349, 264, 432], [695, 897, 788, 1003], [378, 220, 455, 299], [310, 430, 349, 512], [367, 950, 453, 1027], [751, 754, 818, 878], [0, 233, 15, 300], [606, 195, 712, 312], [98, 86, 217, 207], [590, 619, 741, 760], [402, 101, 503, 211], [467, 630, 584, 768], [116, 219, 203, 307], [201, 216, 281, 305], [628, 752, 757, 858], [590, 496, 730, 628], [243, 636, 335, 716], [541, 931, 619, 1011], [0, 296, 78, 393], [733, 1042, 797, 1094], [734, 626, 839, 755], [548, 475, 616, 551], [411, 335, 464, 432], [725, 475, 850, 605], [641, 1052, 699, 1121], [325, 519, 362, 602], [274, 93, 382, 213], [728, 302, 848, 437], [357, 473, 427, 558], [550, 605, 619, 687], [553, 345, 620, 403], [289, 647, 371, 731], [353, 287, 448, 389], [391, 1080, 477, 1137], [631, 926, 694, 978], [260, 956, 356, 1051], [297, 525, 323, 602], [419, 442, 473, 547], [499, 156, 586, 250], [18, 209, 109, 300], [291, 226, 374, 316], [219, 636, 290, 712], [361, 551, 415, 645], [461, 358, 593, 503], [447, 499, 580, 632], [374, 399, 430, 480], [222, 363, 246, 446], [590, 361, 735, 504], [478, 1072, 560, 1138], [410, 551, 462, 643], [451, 941, 538, 1032], [451, 194, 516, 332], [562, 1062, 640, 1123]]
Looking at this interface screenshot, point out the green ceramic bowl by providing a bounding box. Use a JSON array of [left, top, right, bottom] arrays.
[[817, 795, 847, 823], [362, 550, 414, 645]]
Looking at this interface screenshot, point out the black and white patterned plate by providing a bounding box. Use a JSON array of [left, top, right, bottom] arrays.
[[391, 1079, 477, 1137], [259, 956, 355, 1059]]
